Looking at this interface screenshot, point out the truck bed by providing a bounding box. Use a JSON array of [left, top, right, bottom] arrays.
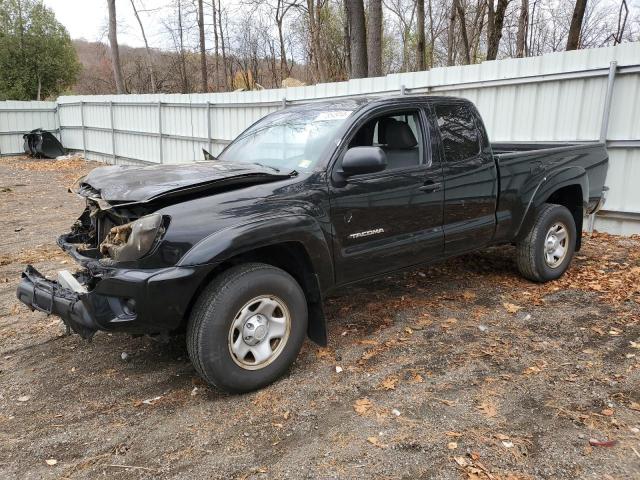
[[490, 141, 609, 244], [491, 141, 597, 157]]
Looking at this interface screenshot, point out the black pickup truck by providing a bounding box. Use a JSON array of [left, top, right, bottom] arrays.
[[17, 95, 609, 392]]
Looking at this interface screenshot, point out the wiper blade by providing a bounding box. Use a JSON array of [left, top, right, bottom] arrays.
[[252, 162, 280, 172]]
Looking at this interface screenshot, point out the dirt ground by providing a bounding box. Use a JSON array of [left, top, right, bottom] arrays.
[[0, 155, 638, 480]]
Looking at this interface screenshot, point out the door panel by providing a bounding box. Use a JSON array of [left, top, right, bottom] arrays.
[[329, 107, 444, 285], [431, 102, 497, 255]]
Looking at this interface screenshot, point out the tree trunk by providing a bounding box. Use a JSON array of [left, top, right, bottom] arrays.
[[367, 0, 382, 77], [486, 0, 509, 61], [212, 0, 219, 91], [129, 0, 157, 93], [177, 0, 188, 93], [347, 0, 368, 78], [446, 3, 456, 66], [343, 0, 351, 77], [307, 0, 328, 82], [197, 0, 207, 92], [416, 0, 425, 70], [454, 0, 471, 64], [427, 0, 434, 68], [218, 0, 228, 89], [516, 0, 528, 57], [566, 0, 587, 51], [277, 17, 287, 82], [107, 0, 126, 93]]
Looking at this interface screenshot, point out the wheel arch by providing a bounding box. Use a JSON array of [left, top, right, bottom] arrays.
[[518, 167, 588, 250], [178, 216, 333, 346]]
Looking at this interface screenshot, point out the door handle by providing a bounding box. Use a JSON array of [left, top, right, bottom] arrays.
[[419, 182, 442, 193]]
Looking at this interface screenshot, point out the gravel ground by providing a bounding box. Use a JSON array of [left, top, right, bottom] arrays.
[[0, 155, 639, 480]]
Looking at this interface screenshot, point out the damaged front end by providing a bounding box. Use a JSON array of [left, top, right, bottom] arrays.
[[17, 187, 170, 340]]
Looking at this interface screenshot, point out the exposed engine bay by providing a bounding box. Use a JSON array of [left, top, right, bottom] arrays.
[[60, 196, 166, 266]]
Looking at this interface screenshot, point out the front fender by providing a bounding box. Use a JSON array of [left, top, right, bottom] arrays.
[[176, 214, 334, 292]]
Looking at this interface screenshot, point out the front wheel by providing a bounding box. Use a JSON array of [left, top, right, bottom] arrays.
[[187, 263, 308, 393], [516, 203, 577, 282]]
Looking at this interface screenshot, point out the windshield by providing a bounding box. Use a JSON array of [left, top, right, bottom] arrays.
[[218, 107, 355, 172]]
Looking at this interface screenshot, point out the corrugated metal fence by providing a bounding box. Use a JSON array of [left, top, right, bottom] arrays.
[[1, 43, 639, 234]]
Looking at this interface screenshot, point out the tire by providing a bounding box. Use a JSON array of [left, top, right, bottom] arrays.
[[187, 263, 308, 393], [516, 203, 577, 282]]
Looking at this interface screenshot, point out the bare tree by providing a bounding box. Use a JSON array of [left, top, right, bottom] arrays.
[[343, 0, 351, 77], [446, 3, 456, 65], [454, 0, 471, 64], [197, 0, 207, 91], [347, 0, 368, 78], [566, 0, 588, 50], [212, 0, 219, 90], [416, 0, 426, 70], [367, 0, 382, 76], [516, 0, 529, 57], [107, 0, 126, 93], [218, 0, 228, 89], [487, 0, 510, 60], [129, 0, 157, 93]]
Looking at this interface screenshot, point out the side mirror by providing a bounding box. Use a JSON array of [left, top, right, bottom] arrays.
[[342, 147, 387, 176]]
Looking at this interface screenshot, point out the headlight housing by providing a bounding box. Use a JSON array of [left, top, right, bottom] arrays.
[[100, 214, 166, 262]]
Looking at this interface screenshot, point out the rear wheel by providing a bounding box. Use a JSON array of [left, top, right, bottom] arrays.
[[516, 203, 577, 282], [187, 263, 308, 393]]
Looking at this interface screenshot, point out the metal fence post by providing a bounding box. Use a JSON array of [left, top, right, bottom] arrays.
[[80, 100, 86, 159], [55, 104, 62, 146], [158, 101, 163, 164], [109, 101, 116, 164], [207, 101, 212, 155], [599, 61, 617, 143], [282, 96, 287, 109]]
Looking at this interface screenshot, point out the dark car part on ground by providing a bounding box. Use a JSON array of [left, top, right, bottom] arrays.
[[16, 95, 609, 393], [22, 128, 65, 158]]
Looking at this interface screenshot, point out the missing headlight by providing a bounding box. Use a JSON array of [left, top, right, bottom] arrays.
[[100, 213, 165, 262]]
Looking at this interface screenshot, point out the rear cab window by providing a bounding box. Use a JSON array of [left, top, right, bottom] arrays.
[[433, 103, 481, 162]]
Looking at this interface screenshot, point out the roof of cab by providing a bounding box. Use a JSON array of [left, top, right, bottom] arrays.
[[284, 94, 461, 112]]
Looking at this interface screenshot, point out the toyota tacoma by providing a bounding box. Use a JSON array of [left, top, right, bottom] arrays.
[[17, 95, 609, 392]]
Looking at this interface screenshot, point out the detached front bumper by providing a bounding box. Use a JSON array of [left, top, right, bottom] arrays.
[[17, 266, 97, 338], [16, 263, 210, 338]]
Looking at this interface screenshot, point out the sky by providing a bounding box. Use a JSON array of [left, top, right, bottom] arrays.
[[43, 0, 172, 49]]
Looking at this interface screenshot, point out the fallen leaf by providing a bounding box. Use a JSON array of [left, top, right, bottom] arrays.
[[503, 303, 521, 314], [17, 395, 30, 402], [45, 459, 57, 466], [446, 431, 463, 437], [477, 401, 497, 418], [502, 440, 514, 448], [354, 398, 373, 415], [601, 408, 614, 416], [453, 455, 468, 466], [495, 433, 510, 440], [447, 441, 458, 450], [629, 402, 640, 412], [462, 290, 477, 301], [379, 376, 398, 390], [367, 436, 385, 448], [523, 365, 543, 375], [411, 373, 424, 383], [316, 348, 333, 360]]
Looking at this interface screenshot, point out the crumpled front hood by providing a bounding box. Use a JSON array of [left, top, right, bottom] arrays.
[[76, 161, 290, 204]]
